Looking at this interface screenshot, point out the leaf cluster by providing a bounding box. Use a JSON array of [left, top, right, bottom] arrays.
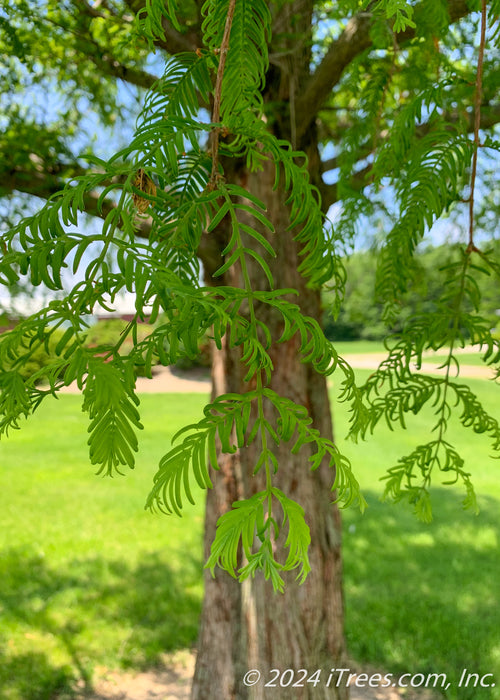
[[146, 386, 365, 591], [349, 247, 500, 519]]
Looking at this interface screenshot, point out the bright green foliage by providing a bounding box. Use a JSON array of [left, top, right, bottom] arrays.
[[0, 0, 349, 591], [142, 53, 213, 121], [319, 1, 500, 522], [365, 0, 416, 32], [323, 241, 500, 341], [82, 358, 144, 474], [377, 135, 475, 306], [136, 0, 182, 43], [146, 383, 365, 589], [1, 0, 499, 591], [206, 487, 312, 593], [203, 0, 270, 119], [0, 325, 67, 381], [350, 249, 500, 519], [147, 389, 364, 509]]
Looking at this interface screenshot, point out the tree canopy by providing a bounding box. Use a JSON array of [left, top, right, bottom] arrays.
[[0, 0, 499, 591]]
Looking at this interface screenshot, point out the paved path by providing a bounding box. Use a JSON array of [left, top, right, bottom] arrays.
[[344, 353, 495, 379], [57, 351, 495, 396], [57, 365, 212, 395]]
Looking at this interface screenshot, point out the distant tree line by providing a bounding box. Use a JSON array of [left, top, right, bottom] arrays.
[[323, 240, 500, 342]]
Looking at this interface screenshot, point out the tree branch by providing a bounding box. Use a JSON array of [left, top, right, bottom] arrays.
[[320, 103, 500, 173], [86, 50, 158, 90], [74, 0, 111, 20], [93, 53, 158, 91], [296, 0, 472, 144], [320, 163, 373, 211], [1, 164, 151, 238], [68, 33, 158, 91], [43, 9, 159, 91], [320, 102, 500, 210], [73, 0, 202, 89], [122, 0, 201, 55]]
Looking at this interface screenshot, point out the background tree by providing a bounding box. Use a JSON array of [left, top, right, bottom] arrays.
[[323, 240, 500, 341], [1, 2, 499, 700]]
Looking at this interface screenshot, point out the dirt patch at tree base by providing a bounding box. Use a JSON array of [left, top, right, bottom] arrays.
[[83, 651, 439, 700]]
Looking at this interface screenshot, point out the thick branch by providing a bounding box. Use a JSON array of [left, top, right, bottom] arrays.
[[43, 8, 159, 92], [320, 103, 500, 173], [122, 0, 201, 55], [74, 0, 201, 90], [1, 165, 84, 202], [320, 163, 373, 211], [93, 54, 158, 90], [1, 165, 151, 238], [297, 0, 472, 143], [75, 0, 110, 20], [70, 34, 158, 91], [320, 102, 500, 209]]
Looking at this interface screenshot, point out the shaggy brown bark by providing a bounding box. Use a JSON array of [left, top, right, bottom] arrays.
[[190, 5, 350, 697], [193, 139, 348, 700]]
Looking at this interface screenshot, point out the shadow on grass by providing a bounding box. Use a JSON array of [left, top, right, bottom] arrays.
[[343, 489, 500, 699], [0, 547, 202, 699], [3, 489, 498, 700]]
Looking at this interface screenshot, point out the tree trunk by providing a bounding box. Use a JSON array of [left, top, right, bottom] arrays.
[[192, 3, 348, 696], [192, 154, 349, 699]]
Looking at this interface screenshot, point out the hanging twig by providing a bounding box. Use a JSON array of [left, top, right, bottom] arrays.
[[467, 0, 487, 252], [210, 0, 237, 186]]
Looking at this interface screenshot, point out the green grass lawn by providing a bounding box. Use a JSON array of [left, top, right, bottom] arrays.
[[334, 340, 495, 367], [0, 375, 498, 699], [428, 352, 494, 367], [330, 371, 500, 700], [331, 340, 386, 355], [0, 393, 208, 700]]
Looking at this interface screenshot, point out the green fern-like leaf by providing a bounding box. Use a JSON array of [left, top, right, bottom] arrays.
[[220, 0, 270, 119], [83, 359, 144, 475], [206, 491, 268, 579], [271, 488, 312, 584], [135, 0, 181, 46], [377, 135, 474, 307]]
